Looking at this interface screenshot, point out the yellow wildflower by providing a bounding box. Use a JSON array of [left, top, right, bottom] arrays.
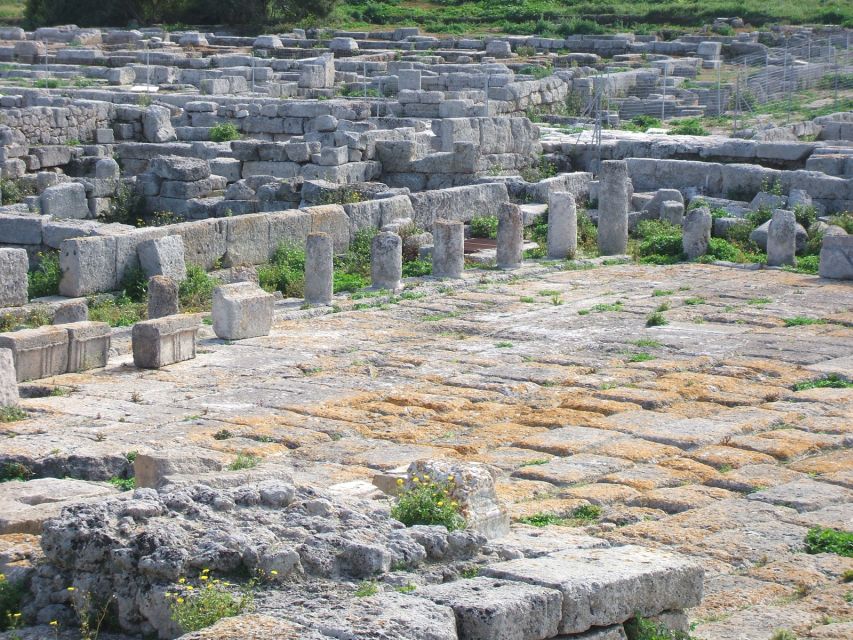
[[437, 501, 444, 507], [49, 621, 58, 627], [202, 568, 210, 574], [270, 570, 279, 576], [186, 585, 194, 591], [0, 573, 5, 581], [13, 613, 21, 618], [396, 478, 404, 486], [412, 477, 420, 483], [178, 577, 186, 584], [67, 586, 76, 591], [176, 597, 184, 604], [451, 501, 458, 507]]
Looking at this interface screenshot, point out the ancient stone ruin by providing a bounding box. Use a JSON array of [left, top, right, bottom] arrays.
[[0, 16, 851, 640]]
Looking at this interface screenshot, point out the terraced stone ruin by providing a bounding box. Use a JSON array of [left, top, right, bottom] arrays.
[[0, 16, 851, 640]]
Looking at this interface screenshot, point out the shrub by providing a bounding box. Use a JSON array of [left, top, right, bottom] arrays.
[[209, 123, 240, 143], [336, 228, 377, 279], [635, 220, 683, 264], [793, 205, 817, 230], [121, 264, 149, 303], [788, 254, 819, 274], [27, 251, 61, 299], [0, 462, 32, 482], [103, 184, 143, 226], [334, 271, 368, 293], [179, 265, 219, 311], [624, 614, 696, 640], [469, 215, 498, 239], [646, 312, 668, 327], [0, 178, 34, 205], [667, 118, 708, 136], [259, 243, 305, 298], [804, 527, 853, 557], [0, 406, 27, 423], [828, 213, 853, 234], [747, 208, 773, 228], [402, 259, 432, 278], [0, 574, 24, 632], [88, 295, 146, 327], [170, 574, 252, 633], [228, 452, 260, 471], [621, 114, 661, 132], [520, 156, 558, 183], [108, 476, 136, 491], [793, 374, 853, 391], [391, 476, 465, 531]]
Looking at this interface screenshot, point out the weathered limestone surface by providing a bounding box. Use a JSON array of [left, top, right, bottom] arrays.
[[0, 248, 28, 307], [304, 232, 334, 305], [483, 546, 703, 634], [212, 282, 274, 340], [433, 219, 465, 279], [0, 325, 69, 382], [132, 314, 200, 369], [547, 192, 577, 260], [597, 161, 631, 256], [0, 347, 18, 407]]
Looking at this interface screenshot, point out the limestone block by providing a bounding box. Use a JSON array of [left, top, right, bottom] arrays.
[[61, 321, 111, 372], [661, 201, 685, 226], [0, 348, 18, 408], [0, 248, 28, 307], [319, 146, 348, 166], [304, 233, 333, 306], [766, 209, 797, 267], [149, 156, 210, 182], [329, 37, 358, 52], [547, 192, 577, 259], [142, 106, 177, 144], [643, 188, 683, 217], [370, 232, 402, 291], [0, 326, 69, 382], [682, 207, 711, 260], [59, 236, 118, 297], [597, 160, 631, 256], [417, 577, 562, 640], [53, 300, 88, 324], [485, 40, 512, 58], [483, 546, 703, 634], [41, 182, 90, 219], [0, 213, 45, 245], [818, 234, 853, 280], [132, 314, 200, 369], [148, 275, 180, 319], [432, 219, 464, 279], [212, 282, 274, 340], [0, 478, 117, 535], [749, 218, 807, 253], [496, 203, 523, 270], [137, 235, 187, 282], [398, 70, 422, 91]]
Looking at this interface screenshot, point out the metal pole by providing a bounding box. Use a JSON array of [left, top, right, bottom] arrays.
[[834, 47, 839, 107], [251, 53, 256, 95], [363, 62, 368, 98], [661, 63, 667, 122], [145, 40, 150, 89]]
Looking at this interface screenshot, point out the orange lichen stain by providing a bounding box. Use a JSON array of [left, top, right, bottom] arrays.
[[514, 407, 610, 429], [652, 372, 790, 406], [718, 357, 816, 385], [789, 449, 853, 475], [688, 445, 777, 469], [381, 392, 472, 413], [554, 391, 642, 416], [494, 478, 557, 503], [592, 439, 681, 463], [663, 401, 727, 418], [658, 457, 721, 482], [564, 482, 641, 505]]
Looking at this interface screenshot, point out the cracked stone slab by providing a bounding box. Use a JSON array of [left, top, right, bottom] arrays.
[[482, 545, 703, 634], [511, 454, 633, 486], [415, 576, 563, 640], [747, 478, 853, 513]]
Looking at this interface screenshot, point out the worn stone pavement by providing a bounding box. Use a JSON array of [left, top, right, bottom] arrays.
[[3, 262, 853, 639]]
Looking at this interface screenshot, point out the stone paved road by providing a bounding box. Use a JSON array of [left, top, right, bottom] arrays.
[[4, 262, 853, 639]]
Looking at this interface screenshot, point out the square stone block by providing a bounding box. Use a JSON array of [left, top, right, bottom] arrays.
[[0, 248, 28, 307], [212, 282, 274, 341], [483, 545, 703, 634], [61, 321, 111, 372], [132, 314, 200, 369], [137, 235, 187, 282], [0, 347, 19, 407], [0, 326, 69, 382]]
